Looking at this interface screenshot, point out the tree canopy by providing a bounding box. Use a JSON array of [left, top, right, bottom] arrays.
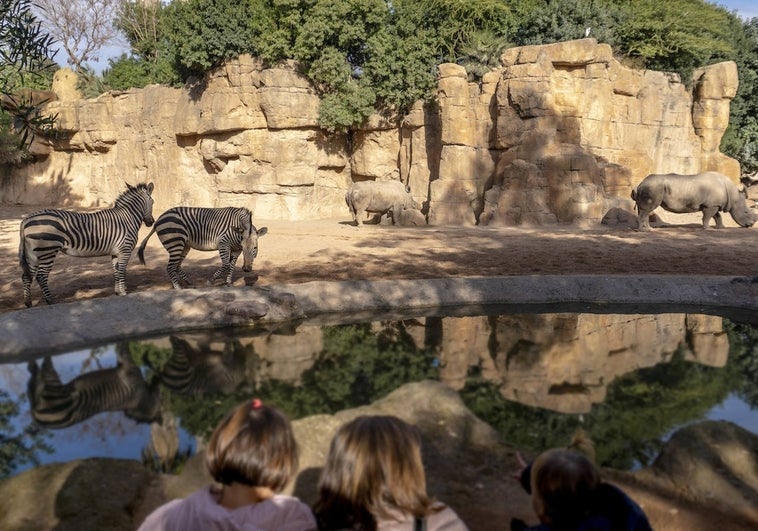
[[7, 0, 758, 170]]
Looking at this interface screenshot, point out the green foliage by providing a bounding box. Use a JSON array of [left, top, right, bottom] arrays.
[[0, 389, 52, 479], [102, 53, 181, 90], [162, 0, 264, 78], [455, 29, 513, 81], [721, 18, 758, 173], [76, 66, 108, 99], [0, 0, 57, 158], [725, 319, 758, 408], [126, 340, 174, 374], [515, 0, 626, 47], [613, 0, 735, 81]]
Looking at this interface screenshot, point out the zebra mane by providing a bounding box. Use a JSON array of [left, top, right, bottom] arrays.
[[115, 182, 153, 208]]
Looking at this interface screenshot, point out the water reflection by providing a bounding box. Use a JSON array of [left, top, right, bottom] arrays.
[[1, 311, 756, 478]]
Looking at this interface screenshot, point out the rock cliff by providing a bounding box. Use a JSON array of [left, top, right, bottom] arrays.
[[1, 39, 739, 226]]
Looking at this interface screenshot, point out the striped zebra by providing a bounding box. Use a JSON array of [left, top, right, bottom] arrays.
[[136, 206, 267, 289], [19, 182, 155, 307]]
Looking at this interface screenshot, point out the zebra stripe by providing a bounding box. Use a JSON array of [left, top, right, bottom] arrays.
[[19, 182, 155, 307], [137, 206, 267, 289]]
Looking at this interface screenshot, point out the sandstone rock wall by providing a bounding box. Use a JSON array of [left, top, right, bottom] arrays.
[[1, 40, 739, 226]]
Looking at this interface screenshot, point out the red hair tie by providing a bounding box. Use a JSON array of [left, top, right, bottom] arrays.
[[251, 398, 263, 409]]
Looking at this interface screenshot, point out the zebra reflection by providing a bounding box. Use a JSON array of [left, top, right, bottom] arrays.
[[152, 335, 251, 396], [26, 343, 161, 429]]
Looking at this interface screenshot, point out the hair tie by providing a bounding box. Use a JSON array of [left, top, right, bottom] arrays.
[[251, 398, 263, 409]]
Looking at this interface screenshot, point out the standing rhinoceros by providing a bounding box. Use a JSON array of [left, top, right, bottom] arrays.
[[631, 172, 757, 231], [345, 180, 421, 226]]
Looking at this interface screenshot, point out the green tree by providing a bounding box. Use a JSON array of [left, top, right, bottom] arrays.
[[721, 17, 758, 173], [162, 0, 266, 78], [105, 0, 180, 90], [514, 0, 626, 48], [0, 0, 57, 160]]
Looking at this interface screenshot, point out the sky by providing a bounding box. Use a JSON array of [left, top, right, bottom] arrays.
[[717, 0, 758, 20], [61, 1, 758, 75]]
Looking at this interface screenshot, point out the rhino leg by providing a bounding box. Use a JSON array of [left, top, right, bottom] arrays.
[[636, 208, 653, 231], [701, 207, 720, 229], [713, 211, 724, 229]]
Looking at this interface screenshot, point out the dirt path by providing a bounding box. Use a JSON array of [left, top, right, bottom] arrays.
[[3, 205, 758, 313]]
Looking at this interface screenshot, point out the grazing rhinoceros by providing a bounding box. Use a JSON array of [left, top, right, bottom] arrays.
[[631, 171, 757, 231], [345, 180, 421, 226]]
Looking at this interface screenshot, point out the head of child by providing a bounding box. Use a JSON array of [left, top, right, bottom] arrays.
[[314, 415, 434, 529], [529, 447, 600, 528], [205, 398, 298, 492]]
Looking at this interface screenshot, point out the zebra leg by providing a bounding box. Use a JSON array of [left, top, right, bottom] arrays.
[[35, 255, 58, 305], [22, 262, 36, 307], [209, 246, 232, 286], [177, 246, 193, 288], [166, 245, 192, 289], [112, 254, 129, 295], [225, 251, 241, 285]]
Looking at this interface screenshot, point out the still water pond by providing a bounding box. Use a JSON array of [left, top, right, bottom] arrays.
[[2, 308, 757, 478]]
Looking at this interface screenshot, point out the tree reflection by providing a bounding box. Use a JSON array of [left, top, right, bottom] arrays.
[[726, 321, 758, 408], [0, 389, 51, 479], [459, 342, 742, 469]]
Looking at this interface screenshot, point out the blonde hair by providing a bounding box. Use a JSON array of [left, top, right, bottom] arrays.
[[205, 400, 298, 492], [530, 430, 600, 527], [314, 415, 436, 530]]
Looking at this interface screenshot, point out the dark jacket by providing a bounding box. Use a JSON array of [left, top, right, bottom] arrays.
[[511, 463, 653, 531]]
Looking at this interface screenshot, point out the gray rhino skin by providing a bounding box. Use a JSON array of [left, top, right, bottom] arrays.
[[346, 180, 421, 226], [631, 171, 757, 231], [392, 204, 427, 226]]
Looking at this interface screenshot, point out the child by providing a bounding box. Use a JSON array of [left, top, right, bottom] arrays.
[[511, 432, 652, 531], [313, 414, 469, 531], [138, 398, 316, 531]]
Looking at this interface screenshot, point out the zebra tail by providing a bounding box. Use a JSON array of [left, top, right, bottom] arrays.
[[137, 226, 157, 265], [18, 220, 31, 276]]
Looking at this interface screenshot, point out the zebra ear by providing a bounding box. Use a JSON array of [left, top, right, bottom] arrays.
[[257, 226, 268, 237], [146, 182, 154, 194], [125, 182, 135, 191]]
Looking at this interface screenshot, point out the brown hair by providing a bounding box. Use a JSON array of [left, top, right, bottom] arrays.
[[313, 415, 436, 530], [530, 431, 600, 527], [205, 400, 298, 492]]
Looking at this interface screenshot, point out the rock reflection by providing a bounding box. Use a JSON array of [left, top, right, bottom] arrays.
[[428, 313, 728, 413]]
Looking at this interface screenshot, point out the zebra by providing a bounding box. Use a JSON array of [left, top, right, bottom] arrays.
[[19, 182, 155, 307], [136, 206, 267, 289]]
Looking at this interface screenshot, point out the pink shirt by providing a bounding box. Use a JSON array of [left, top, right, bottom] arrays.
[[377, 505, 469, 531], [137, 487, 317, 531]]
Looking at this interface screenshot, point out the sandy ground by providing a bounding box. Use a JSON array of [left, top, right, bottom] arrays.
[[3, 205, 758, 313], [3, 205, 758, 530]]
